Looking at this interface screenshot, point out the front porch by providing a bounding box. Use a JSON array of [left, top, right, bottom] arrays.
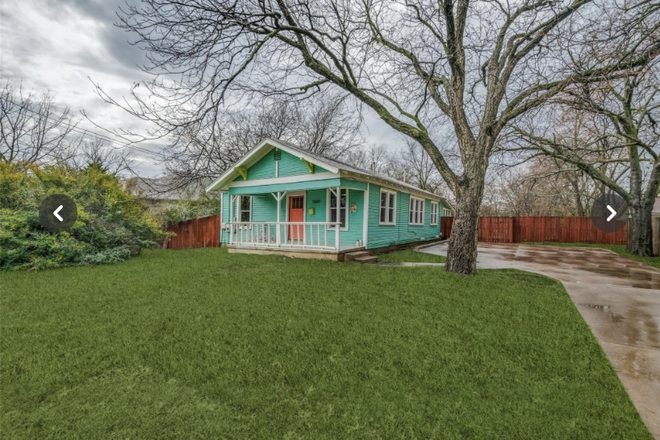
[[222, 183, 368, 256], [226, 221, 362, 252]]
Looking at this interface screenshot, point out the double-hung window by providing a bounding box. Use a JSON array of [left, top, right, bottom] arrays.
[[409, 197, 425, 225], [379, 189, 396, 225], [328, 188, 348, 229], [238, 196, 251, 222], [430, 202, 439, 225]]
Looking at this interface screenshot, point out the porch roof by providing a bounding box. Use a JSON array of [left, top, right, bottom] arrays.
[[227, 177, 347, 195]]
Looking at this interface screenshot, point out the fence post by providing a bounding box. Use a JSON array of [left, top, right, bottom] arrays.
[[510, 217, 515, 243]]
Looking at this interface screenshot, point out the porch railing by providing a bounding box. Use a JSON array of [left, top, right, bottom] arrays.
[[227, 222, 342, 250]]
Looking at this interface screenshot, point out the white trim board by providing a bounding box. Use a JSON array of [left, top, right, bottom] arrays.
[[228, 172, 337, 188], [362, 184, 369, 247]]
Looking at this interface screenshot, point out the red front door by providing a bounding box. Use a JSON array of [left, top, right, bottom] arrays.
[[288, 196, 305, 240]]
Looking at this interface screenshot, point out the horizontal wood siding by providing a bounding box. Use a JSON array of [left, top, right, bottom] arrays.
[[366, 184, 442, 250], [306, 188, 364, 245], [251, 194, 278, 222], [248, 149, 276, 180], [345, 190, 364, 245], [241, 147, 329, 182]]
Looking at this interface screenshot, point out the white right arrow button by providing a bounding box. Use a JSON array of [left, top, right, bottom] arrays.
[[53, 205, 64, 222], [606, 205, 617, 222]]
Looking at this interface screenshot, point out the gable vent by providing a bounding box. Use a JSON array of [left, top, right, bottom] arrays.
[[274, 149, 281, 161]]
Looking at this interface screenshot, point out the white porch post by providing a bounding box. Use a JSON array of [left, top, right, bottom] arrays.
[[220, 192, 224, 245], [335, 186, 341, 251], [271, 191, 286, 246], [276, 192, 282, 245], [229, 194, 235, 245]]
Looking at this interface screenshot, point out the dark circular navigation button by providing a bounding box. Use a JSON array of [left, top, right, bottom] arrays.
[[591, 193, 628, 233], [39, 194, 78, 233]]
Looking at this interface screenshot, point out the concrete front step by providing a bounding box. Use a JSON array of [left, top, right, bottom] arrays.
[[344, 251, 379, 264], [344, 251, 370, 262], [353, 255, 379, 264]]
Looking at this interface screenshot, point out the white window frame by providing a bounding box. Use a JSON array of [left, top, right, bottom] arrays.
[[237, 195, 252, 222], [409, 196, 425, 225], [326, 188, 349, 231], [379, 189, 397, 225], [430, 202, 439, 225]]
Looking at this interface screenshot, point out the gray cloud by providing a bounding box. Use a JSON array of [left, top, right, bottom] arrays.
[[1, 0, 163, 175], [1, 0, 402, 177]]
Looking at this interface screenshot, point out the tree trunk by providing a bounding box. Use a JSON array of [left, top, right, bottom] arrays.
[[446, 179, 484, 275], [629, 200, 655, 257]]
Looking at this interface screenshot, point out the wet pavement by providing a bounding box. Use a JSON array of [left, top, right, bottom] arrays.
[[421, 243, 660, 438]]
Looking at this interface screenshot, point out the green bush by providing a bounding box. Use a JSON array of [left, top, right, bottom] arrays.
[[0, 163, 164, 271], [154, 193, 220, 227]]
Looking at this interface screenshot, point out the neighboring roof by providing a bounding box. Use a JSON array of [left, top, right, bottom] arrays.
[[206, 138, 453, 208], [127, 176, 211, 201], [653, 197, 660, 215]]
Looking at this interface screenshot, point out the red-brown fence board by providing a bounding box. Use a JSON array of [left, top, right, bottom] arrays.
[[166, 214, 626, 250], [164, 215, 220, 250], [441, 216, 453, 239], [479, 217, 514, 243], [441, 216, 627, 245]]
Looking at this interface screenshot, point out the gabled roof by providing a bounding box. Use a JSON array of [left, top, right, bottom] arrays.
[[206, 138, 453, 208]]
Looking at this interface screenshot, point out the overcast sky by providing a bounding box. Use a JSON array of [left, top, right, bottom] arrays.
[[1, 0, 402, 177]]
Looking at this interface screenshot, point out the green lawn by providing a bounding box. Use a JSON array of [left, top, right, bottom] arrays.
[[523, 242, 660, 270], [377, 248, 447, 263], [0, 249, 650, 439]]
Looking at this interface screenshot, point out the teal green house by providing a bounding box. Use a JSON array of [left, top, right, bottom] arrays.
[[206, 138, 451, 259]]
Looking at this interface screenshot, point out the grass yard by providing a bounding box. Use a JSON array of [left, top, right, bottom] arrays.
[[377, 248, 447, 263], [0, 248, 650, 439], [523, 242, 660, 270]]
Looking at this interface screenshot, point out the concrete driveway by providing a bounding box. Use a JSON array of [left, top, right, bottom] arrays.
[[421, 242, 660, 438]]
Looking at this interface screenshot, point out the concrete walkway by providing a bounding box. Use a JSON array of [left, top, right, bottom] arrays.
[[421, 243, 660, 439]]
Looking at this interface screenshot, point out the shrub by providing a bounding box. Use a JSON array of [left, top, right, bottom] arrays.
[[154, 193, 220, 227], [0, 163, 164, 271]]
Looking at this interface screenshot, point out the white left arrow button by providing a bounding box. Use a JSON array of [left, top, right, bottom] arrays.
[[53, 205, 64, 222]]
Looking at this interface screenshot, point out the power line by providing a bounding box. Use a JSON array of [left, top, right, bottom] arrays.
[[1, 95, 168, 159]]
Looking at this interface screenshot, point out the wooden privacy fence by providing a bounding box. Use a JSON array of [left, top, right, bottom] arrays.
[[440, 216, 627, 245], [164, 215, 220, 249]]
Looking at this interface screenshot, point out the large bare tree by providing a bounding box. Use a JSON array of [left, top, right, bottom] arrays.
[[481, 153, 625, 216], [152, 94, 362, 192], [105, 0, 658, 274], [509, 5, 660, 256], [0, 82, 80, 166]]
